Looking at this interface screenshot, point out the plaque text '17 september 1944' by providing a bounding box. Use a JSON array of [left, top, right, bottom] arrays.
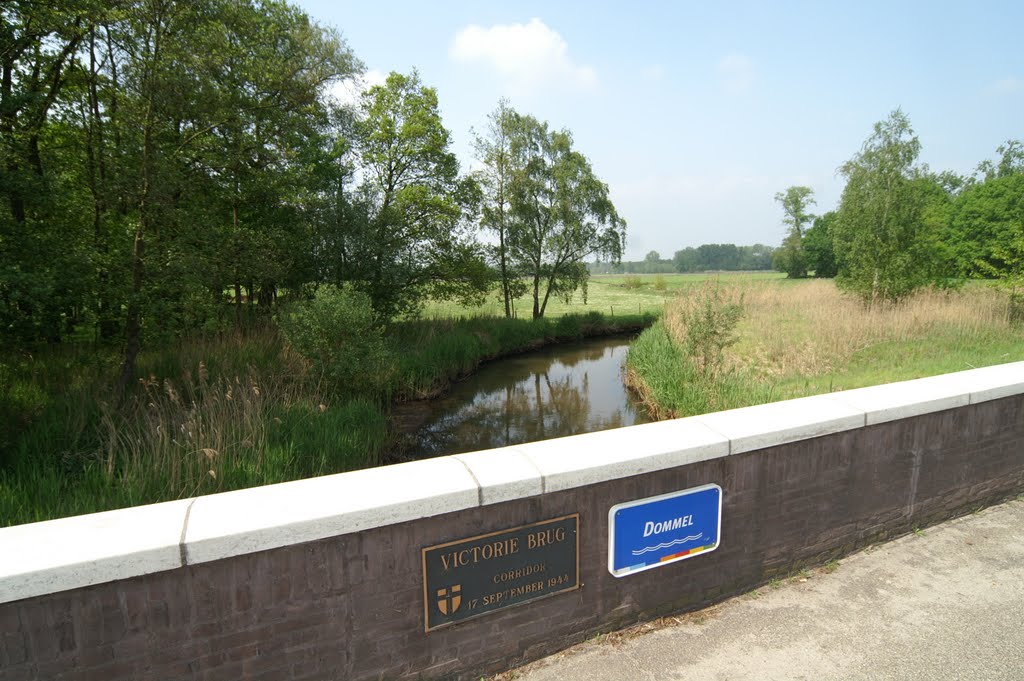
[[421, 515, 579, 631]]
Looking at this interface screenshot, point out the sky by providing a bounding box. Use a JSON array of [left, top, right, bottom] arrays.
[[295, 0, 1023, 260]]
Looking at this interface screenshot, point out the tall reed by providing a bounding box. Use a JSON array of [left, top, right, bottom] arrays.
[[732, 280, 1014, 379], [1, 325, 388, 525], [628, 280, 1024, 418]]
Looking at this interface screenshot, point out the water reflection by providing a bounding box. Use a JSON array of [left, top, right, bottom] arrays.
[[412, 337, 649, 457]]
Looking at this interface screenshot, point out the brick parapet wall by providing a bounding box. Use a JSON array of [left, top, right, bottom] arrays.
[[2, 365, 1023, 680]]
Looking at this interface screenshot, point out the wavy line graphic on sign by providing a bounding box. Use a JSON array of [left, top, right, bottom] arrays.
[[631, 533, 704, 556]]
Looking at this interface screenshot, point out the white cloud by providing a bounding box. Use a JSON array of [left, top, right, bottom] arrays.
[[326, 69, 388, 107], [991, 76, 1023, 94], [450, 18, 598, 95], [717, 53, 754, 95]]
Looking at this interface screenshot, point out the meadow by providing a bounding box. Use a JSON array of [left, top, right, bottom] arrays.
[[625, 276, 1024, 418], [423, 271, 788, 319]]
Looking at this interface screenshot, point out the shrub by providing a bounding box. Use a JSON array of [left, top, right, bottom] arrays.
[[653, 274, 667, 291], [277, 286, 395, 399], [623, 275, 643, 289], [666, 283, 744, 378], [1010, 289, 1024, 325]]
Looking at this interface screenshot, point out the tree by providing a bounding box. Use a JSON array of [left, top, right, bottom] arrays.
[[832, 110, 947, 303], [113, 0, 359, 392], [0, 0, 371, 380], [803, 211, 838, 277], [197, 0, 357, 324], [934, 169, 968, 196], [640, 250, 664, 273], [672, 244, 771, 272], [949, 140, 1024, 281], [950, 174, 1024, 275], [975, 139, 1024, 182], [344, 70, 488, 318], [473, 99, 526, 317], [673, 247, 699, 272], [277, 285, 394, 398], [695, 243, 741, 270], [772, 186, 815, 278], [739, 244, 775, 270], [506, 115, 625, 318], [0, 0, 359, 382], [955, 171, 1024, 321], [0, 1, 105, 343]]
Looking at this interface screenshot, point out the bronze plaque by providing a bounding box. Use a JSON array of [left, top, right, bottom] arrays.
[[422, 514, 579, 631]]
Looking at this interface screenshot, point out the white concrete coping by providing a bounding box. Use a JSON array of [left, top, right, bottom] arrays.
[[829, 373, 972, 425], [184, 457, 479, 565], [695, 393, 867, 454], [958, 361, 1024, 404], [0, 498, 191, 604], [1, 361, 1022, 604], [454, 447, 544, 505], [515, 419, 729, 492]]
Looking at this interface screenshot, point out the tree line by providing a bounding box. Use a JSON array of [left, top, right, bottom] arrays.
[[772, 110, 1023, 307], [592, 243, 776, 275], [1, 2, 625, 388]]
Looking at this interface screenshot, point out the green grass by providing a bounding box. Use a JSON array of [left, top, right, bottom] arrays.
[[422, 272, 787, 319], [0, 323, 391, 525], [627, 277, 1024, 417], [768, 331, 1024, 400], [0, 310, 651, 526], [625, 321, 774, 417]]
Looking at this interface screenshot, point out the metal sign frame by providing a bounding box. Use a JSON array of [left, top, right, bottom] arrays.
[[607, 483, 722, 578]]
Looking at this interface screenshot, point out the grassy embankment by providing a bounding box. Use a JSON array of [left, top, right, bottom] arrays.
[[627, 277, 1024, 418], [8, 271, 1012, 526], [0, 303, 652, 526]]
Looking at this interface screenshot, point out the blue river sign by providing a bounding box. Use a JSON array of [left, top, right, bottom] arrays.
[[608, 483, 722, 578]]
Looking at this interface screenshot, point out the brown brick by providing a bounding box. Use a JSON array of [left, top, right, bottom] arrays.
[[0, 666, 36, 681], [2, 630, 27, 665]]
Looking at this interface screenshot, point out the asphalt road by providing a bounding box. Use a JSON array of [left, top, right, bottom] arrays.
[[500, 497, 1024, 681]]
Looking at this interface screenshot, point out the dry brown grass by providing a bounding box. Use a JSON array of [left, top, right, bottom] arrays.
[[665, 280, 1015, 380], [663, 283, 745, 358]]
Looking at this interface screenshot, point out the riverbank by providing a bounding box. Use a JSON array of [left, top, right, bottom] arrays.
[[388, 332, 651, 462], [389, 312, 653, 401], [626, 279, 1024, 419], [0, 311, 654, 526]]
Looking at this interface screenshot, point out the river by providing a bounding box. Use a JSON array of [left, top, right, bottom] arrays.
[[404, 335, 651, 458]]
